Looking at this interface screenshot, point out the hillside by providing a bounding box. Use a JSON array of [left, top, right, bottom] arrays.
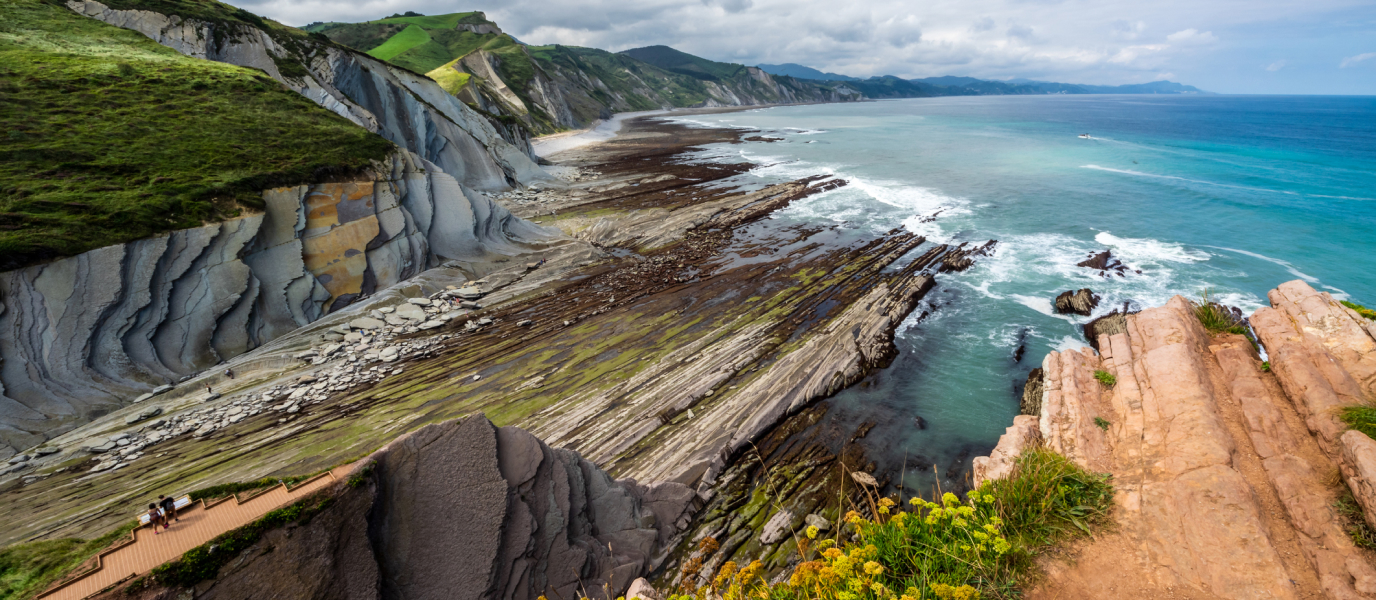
[[0, 0, 394, 269], [311, 15, 862, 133], [757, 63, 1209, 96]]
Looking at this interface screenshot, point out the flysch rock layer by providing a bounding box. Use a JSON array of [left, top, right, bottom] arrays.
[[104, 415, 693, 600], [0, 151, 558, 457], [973, 281, 1376, 600], [66, 0, 550, 190], [968, 280, 1376, 600]]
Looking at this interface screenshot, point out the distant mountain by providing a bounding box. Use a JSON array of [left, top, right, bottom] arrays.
[[756, 63, 859, 82], [911, 76, 1208, 95], [912, 76, 985, 87], [618, 45, 746, 81]]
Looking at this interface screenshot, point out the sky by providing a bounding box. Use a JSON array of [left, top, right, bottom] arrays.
[[234, 0, 1376, 94]]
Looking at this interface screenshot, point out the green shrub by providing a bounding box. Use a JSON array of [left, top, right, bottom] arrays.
[[150, 495, 333, 588], [1339, 405, 1376, 441], [1260, 361, 1271, 373], [1094, 417, 1111, 431], [187, 473, 316, 501], [1342, 301, 1376, 321], [667, 449, 1114, 600], [0, 521, 136, 600], [1192, 289, 1249, 335], [1334, 489, 1376, 549], [1093, 370, 1116, 387]]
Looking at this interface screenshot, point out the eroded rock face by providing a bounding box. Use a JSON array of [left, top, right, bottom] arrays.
[[65, 0, 549, 188], [1053, 288, 1099, 316], [0, 152, 556, 456], [974, 281, 1376, 600], [157, 416, 692, 600]]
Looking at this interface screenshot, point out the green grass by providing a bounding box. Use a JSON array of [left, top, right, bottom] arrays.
[[668, 449, 1114, 600], [425, 65, 471, 95], [143, 493, 337, 588], [1192, 289, 1249, 335], [1339, 405, 1376, 440], [0, 521, 137, 600], [1261, 361, 1271, 373], [186, 473, 317, 501], [1335, 488, 1376, 550], [365, 23, 429, 61], [1094, 417, 1111, 431], [0, 0, 394, 269], [1342, 300, 1376, 321], [1093, 370, 1116, 387], [372, 12, 481, 29]]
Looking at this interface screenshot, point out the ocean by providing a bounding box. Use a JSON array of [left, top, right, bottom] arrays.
[[666, 94, 1376, 494]]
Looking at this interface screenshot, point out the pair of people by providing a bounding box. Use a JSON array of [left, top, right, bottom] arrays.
[[145, 494, 179, 534]]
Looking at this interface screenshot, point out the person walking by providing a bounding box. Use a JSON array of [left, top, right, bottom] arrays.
[[224, 368, 234, 379], [146, 503, 164, 535], [158, 494, 179, 527]]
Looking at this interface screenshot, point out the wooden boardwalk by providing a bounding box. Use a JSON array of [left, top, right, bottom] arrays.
[[38, 468, 346, 600]]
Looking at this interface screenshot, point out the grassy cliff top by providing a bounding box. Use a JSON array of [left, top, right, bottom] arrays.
[[617, 45, 747, 81], [0, 0, 393, 270]]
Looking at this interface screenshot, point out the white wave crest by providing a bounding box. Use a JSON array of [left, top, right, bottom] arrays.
[[1095, 232, 1210, 264]]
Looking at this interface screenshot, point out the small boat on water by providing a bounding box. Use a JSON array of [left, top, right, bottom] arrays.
[[1078, 133, 1091, 139]]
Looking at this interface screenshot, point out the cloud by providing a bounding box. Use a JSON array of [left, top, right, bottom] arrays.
[[1265, 60, 1286, 71], [1340, 52, 1376, 68], [1166, 28, 1218, 45], [229, 0, 1376, 91]]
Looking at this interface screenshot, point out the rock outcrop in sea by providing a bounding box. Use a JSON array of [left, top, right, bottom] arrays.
[[0, 151, 556, 456], [1053, 288, 1099, 316], [974, 280, 1376, 599], [104, 415, 693, 600]]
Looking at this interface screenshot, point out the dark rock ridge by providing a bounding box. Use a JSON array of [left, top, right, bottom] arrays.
[[1020, 367, 1044, 416], [0, 152, 557, 456], [66, 0, 549, 189], [1076, 250, 1135, 277], [1054, 288, 1100, 316], [125, 416, 693, 600]]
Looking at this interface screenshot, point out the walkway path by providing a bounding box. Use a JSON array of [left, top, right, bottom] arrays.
[[39, 468, 346, 600]]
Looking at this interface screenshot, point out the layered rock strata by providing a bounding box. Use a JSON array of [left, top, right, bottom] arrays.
[[0, 151, 555, 456], [66, 0, 549, 189], [974, 281, 1376, 599], [104, 416, 693, 600], [1053, 288, 1099, 316]]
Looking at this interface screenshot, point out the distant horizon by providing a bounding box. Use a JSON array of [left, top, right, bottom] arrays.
[[240, 0, 1376, 95]]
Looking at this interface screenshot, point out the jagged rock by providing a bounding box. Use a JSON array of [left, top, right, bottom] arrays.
[[379, 348, 400, 363], [1054, 288, 1100, 316], [626, 579, 662, 600], [759, 509, 797, 544], [971, 415, 1040, 487], [1082, 310, 1133, 351], [517, 319, 533, 327], [384, 315, 406, 326], [1020, 367, 1044, 415], [159, 417, 687, 599], [460, 301, 481, 309], [330, 324, 353, 335]]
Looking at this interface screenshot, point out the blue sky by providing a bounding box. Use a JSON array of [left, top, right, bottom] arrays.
[[236, 0, 1376, 94]]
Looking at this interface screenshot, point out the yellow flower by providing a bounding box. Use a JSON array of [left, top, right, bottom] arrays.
[[909, 497, 923, 506], [844, 510, 863, 524], [942, 492, 960, 507], [823, 547, 844, 560], [879, 497, 897, 508], [806, 525, 819, 539], [864, 561, 884, 575]]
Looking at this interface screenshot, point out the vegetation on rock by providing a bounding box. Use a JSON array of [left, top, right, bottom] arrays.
[[664, 449, 1113, 599], [1342, 300, 1376, 321], [1339, 405, 1376, 441], [1192, 290, 1249, 335], [0, 521, 136, 600], [186, 473, 318, 501], [1092, 370, 1116, 387], [0, 0, 393, 269]]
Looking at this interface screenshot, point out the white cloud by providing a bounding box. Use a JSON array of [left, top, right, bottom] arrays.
[[231, 0, 1376, 88], [1265, 60, 1286, 71], [1166, 28, 1218, 45], [1340, 52, 1376, 68]]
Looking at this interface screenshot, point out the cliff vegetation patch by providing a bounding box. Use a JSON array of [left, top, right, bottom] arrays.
[[0, 520, 136, 600], [665, 449, 1113, 600], [1342, 300, 1376, 321], [0, 0, 393, 270]]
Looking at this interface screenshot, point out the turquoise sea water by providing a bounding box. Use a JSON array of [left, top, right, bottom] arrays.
[[668, 95, 1376, 493]]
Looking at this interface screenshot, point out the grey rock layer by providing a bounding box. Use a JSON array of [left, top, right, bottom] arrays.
[[193, 416, 692, 600], [0, 152, 555, 456]]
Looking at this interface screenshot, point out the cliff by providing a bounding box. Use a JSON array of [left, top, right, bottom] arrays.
[[0, 151, 557, 457], [67, 0, 549, 185], [312, 17, 863, 133], [97, 416, 695, 600], [973, 280, 1376, 599]]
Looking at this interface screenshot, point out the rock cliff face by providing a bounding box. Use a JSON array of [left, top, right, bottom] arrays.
[[974, 280, 1376, 600], [66, 0, 549, 188], [0, 152, 556, 457], [143, 416, 694, 600]]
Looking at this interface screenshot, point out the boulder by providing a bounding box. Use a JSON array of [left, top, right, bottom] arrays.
[[805, 513, 831, 531], [406, 297, 432, 306], [626, 578, 662, 600], [132, 393, 155, 403], [384, 315, 407, 326], [393, 304, 426, 321], [1054, 288, 1100, 316], [379, 347, 400, 362], [7, 454, 29, 465], [349, 317, 384, 331], [330, 324, 353, 335], [377, 306, 395, 314], [418, 320, 445, 330], [455, 287, 484, 300]]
